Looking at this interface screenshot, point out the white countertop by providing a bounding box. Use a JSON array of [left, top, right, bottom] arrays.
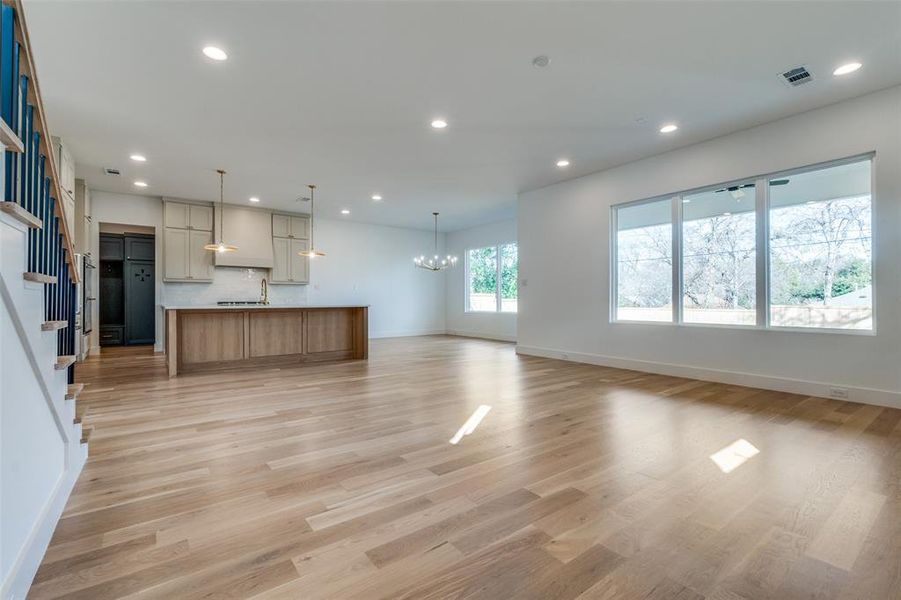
[[162, 304, 368, 310]]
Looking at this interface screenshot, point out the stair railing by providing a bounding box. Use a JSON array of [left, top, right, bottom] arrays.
[[0, 0, 77, 382]]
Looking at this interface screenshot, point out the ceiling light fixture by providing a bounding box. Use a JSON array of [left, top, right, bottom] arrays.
[[130, 154, 146, 162], [298, 184, 326, 258], [532, 55, 550, 68], [371, 194, 382, 201], [341, 209, 350, 215], [659, 124, 678, 134], [249, 196, 260, 203], [203, 169, 238, 254], [414, 212, 457, 271], [133, 180, 148, 188], [556, 159, 570, 168], [202, 46, 228, 61], [833, 61, 862, 76], [430, 119, 448, 129]]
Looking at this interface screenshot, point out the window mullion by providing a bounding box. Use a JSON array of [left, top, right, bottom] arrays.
[[755, 177, 768, 327], [496, 245, 502, 313], [672, 195, 682, 324]]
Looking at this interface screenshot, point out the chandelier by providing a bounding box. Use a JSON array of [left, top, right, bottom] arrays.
[[204, 169, 238, 253], [298, 184, 326, 258], [414, 212, 457, 271]]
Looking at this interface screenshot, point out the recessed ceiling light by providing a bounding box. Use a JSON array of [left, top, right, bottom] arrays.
[[249, 197, 260, 203], [659, 124, 679, 134], [556, 159, 570, 168], [833, 61, 862, 76], [371, 194, 382, 201], [130, 154, 146, 162], [202, 46, 228, 61], [341, 209, 350, 215], [430, 119, 448, 129], [133, 180, 148, 188]]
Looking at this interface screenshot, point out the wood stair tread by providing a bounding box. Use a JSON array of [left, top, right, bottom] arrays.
[[0, 201, 41, 228], [23, 272, 57, 284], [55, 355, 76, 370], [42, 320, 68, 331], [65, 383, 84, 400]]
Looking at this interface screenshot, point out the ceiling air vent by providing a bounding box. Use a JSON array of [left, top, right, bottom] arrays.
[[780, 66, 813, 87], [103, 167, 121, 176]]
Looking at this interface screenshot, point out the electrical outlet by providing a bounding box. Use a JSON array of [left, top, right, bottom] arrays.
[[829, 386, 849, 400]]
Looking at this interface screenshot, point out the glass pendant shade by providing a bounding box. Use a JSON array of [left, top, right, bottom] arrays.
[[414, 212, 457, 271], [204, 169, 239, 253]]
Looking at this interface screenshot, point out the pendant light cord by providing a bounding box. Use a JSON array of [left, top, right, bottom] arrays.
[[217, 169, 226, 244], [308, 185, 316, 250], [433, 212, 439, 254]]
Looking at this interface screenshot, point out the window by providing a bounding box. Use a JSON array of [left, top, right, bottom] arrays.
[[466, 243, 518, 313], [614, 197, 672, 322], [682, 185, 756, 325], [769, 160, 872, 330], [611, 155, 873, 332]]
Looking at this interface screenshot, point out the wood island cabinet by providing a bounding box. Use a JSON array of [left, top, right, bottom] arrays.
[[164, 306, 368, 377]]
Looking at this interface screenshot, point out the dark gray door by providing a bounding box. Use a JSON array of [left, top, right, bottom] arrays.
[[125, 261, 155, 345]]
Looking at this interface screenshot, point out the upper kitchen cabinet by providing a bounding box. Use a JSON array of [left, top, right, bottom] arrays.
[[53, 137, 76, 237], [271, 213, 310, 285], [272, 214, 309, 239], [163, 200, 213, 231], [163, 200, 214, 282]]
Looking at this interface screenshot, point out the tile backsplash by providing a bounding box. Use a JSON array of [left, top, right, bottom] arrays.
[[162, 267, 309, 306]]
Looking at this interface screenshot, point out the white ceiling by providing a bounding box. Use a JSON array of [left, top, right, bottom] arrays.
[[24, 0, 901, 231]]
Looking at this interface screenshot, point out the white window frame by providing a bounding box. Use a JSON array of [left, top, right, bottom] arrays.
[[464, 242, 518, 313], [610, 152, 875, 335]]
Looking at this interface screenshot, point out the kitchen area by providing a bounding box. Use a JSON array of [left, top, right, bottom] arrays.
[[69, 165, 371, 376]]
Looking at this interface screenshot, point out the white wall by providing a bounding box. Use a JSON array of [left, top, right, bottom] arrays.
[[445, 219, 517, 341], [1, 208, 85, 598], [518, 86, 901, 408], [89, 192, 447, 348]]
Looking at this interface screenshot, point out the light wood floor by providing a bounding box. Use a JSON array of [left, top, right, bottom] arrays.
[[30, 336, 901, 599]]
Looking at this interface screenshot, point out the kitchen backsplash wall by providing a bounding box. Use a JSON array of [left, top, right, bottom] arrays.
[[163, 267, 309, 306]]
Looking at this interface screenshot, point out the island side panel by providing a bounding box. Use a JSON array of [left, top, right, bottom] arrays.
[[353, 307, 368, 360]]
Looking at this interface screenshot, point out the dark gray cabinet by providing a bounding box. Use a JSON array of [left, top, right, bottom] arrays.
[[99, 234, 124, 260], [99, 233, 156, 346]]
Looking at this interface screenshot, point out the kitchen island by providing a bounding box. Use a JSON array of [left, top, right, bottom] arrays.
[[163, 305, 368, 377]]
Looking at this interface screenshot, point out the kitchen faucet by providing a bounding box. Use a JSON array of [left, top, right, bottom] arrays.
[[260, 277, 269, 305]]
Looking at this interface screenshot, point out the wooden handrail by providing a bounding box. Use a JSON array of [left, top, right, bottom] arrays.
[[2, 0, 78, 282]]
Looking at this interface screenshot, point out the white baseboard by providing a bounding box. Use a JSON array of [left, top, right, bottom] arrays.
[[446, 330, 517, 343], [369, 328, 448, 339], [516, 344, 901, 410]]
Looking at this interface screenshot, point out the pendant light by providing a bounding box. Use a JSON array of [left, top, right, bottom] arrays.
[[298, 184, 326, 258], [204, 169, 238, 253], [414, 212, 457, 271]]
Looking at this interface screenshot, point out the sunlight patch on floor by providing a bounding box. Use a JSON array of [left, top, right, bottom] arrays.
[[449, 405, 492, 445], [710, 438, 759, 474]]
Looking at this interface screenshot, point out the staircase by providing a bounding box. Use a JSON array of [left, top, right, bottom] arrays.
[[0, 1, 88, 597]]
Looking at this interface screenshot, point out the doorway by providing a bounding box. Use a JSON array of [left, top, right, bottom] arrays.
[[99, 223, 155, 346]]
